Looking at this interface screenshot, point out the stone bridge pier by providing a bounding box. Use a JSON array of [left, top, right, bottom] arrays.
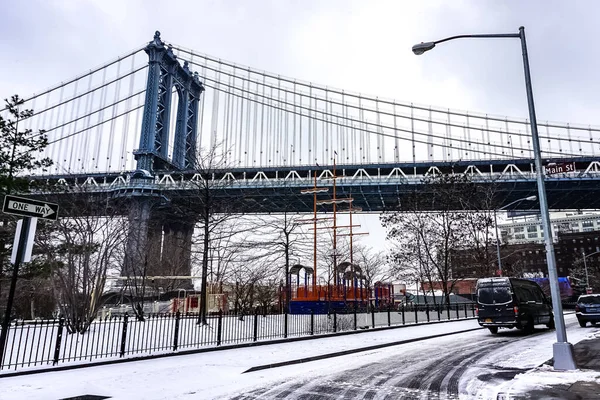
[[124, 196, 196, 293]]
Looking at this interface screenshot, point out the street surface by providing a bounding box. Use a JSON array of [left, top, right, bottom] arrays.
[[227, 314, 591, 399]]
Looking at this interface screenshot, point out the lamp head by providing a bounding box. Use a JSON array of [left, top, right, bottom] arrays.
[[412, 42, 436, 55], [525, 196, 537, 201]]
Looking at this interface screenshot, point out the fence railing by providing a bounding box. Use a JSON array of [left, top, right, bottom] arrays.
[[1, 303, 476, 373]]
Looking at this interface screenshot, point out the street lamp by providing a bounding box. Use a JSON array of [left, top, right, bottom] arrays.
[[494, 196, 537, 276], [412, 26, 577, 370]]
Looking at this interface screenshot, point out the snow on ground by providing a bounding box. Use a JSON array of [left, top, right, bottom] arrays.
[[2, 308, 472, 372], [463, 314, 600, 399], [0, 319, 479, 400], [480, 314, 596, 370], [2, 315, 595, 400], [491, 326, 600, 398], [494, 365, 600, 398]]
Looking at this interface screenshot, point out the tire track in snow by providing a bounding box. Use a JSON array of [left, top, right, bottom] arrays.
[[227, 326, 562, 399]]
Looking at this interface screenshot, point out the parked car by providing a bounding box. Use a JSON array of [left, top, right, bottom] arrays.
[[575, 294, 600, 327], [476, 277, 554, 334]]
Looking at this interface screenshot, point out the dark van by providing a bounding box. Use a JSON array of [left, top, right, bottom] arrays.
[[476, 277, 554, 334]]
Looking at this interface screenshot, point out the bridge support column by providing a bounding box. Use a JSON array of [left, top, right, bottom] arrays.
[[161, 221, 194, 290]]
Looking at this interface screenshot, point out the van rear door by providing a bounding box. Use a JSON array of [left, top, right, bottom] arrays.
[[477, 284, 515, 323]]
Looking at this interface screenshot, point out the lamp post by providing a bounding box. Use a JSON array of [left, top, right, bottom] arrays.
[[494, 196, 537, 276], [412, 26, 577, 370]]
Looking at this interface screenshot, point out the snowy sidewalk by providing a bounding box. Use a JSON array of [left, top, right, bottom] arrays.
[[0, 319, 479, 400], [496, 329, 600, 399]]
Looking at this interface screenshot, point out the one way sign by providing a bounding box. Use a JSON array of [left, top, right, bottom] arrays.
[[2, 195, 59, 220]]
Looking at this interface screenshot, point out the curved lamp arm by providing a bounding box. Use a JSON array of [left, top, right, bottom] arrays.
[[412, 33, 520, 55]]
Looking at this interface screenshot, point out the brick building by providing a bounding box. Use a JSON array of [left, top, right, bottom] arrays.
[[438, 229, 600, 297]]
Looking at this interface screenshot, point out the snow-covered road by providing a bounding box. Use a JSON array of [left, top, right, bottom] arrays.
[[227, 314, 597, 400], [1, 314, 597, 399]]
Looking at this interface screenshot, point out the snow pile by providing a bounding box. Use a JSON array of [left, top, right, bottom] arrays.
[[584, 329, 600, 340], [493, 364, 600, 398]]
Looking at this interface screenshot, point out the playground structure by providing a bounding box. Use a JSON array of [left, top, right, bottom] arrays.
[[288, 159, 394, 314], [289, 271, 395, 314]]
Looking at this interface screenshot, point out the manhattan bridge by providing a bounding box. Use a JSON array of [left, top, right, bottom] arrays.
[[3, 31, 600, 282]]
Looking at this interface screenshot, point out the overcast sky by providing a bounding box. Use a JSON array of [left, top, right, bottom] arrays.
[[2, 0, 599, 252], [2, 0, 600, 126]]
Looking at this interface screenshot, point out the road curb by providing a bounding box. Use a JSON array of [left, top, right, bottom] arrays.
[[243, 326, 483, 373], [0, 316, 477, 379]]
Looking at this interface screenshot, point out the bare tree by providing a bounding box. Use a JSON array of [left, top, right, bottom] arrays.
[[202, 223, 242, 285], [36, 192, 127, 333], [354, 245, 391, 290], [193, 220, 255, 315], [381, 174, 496, 306], [255, 277, 279, 316], [452, 182, 499, 277], [385, 214, 440, 305], [0, 255, 57, 320], [121, 199, 164, 321], [229, 261, 262, 320], [241, 211, 311, 310], [173, 142, 239, 324], [566, 253, 599, 296]]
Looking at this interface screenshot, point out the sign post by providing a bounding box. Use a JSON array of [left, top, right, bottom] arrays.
[[0, 195, 59, 366]]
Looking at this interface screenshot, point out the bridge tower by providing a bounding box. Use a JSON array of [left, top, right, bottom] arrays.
[[125, 31, 204, 292], [134, 31, 204, 171]]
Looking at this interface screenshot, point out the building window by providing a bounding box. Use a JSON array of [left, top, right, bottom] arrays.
[[571, 223, 580, 228], [584, 228, 594, 232], [514, 227, 524, 233], [528, 233, 537, 238], [582, 221, 594, 228], [515, 234, 525, 240], [527, 226, 537, 233]]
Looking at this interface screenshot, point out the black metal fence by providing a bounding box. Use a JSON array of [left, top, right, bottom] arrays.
[[0, 303, 476, 373]]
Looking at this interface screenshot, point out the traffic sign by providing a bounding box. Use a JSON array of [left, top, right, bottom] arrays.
[[2, 195, 59, 220], [544, 162, 576, 175]]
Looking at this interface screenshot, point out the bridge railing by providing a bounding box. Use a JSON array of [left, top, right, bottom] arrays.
[[0, 303, 476, 373], [31, 158, 600, 193]]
